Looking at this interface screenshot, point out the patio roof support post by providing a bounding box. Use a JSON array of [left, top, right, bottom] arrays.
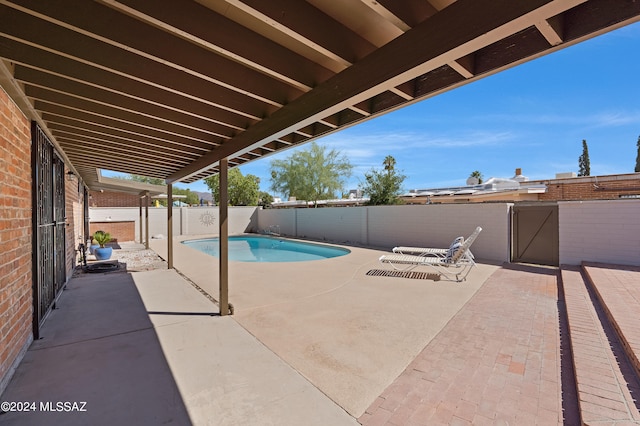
[[219, 157, 229, 316], [139, 193, 143, 244], [144, 191, 149, 250], [167, 184, 173, 269]]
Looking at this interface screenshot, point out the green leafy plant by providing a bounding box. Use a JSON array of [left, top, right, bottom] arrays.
[[92, 230, 112, 248], [205, 167, 260, 206], [361, 155, 406, 205], [269, 141, 353, 207]]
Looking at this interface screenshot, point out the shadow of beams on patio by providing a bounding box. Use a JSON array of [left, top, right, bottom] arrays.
[[0, 272, 193, 426], [1, 268, 359, 426]]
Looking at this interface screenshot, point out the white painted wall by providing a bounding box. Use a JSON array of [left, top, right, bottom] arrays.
[[92, 200, 640, 266], [258, 208, 297, 236], [296, 207, 368, 244], [367, 204, 510, 262], [559, 200, 640, 266], [181, 206, 259, 235], [258, 204, 512, 263], [89, 206, 259, 241]]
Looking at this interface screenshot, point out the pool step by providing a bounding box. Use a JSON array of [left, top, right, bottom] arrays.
[[560, 265, 640, 425]]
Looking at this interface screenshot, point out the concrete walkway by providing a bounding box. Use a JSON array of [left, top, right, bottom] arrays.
[[0, 268, 357, 426]]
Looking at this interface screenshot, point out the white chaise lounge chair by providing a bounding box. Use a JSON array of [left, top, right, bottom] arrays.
[[379, 226, 482, 282], [392, 226, 482, 261]]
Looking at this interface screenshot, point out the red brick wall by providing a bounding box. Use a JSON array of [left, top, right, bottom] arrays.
[[90, 190, 150, 207], [0, 88, 33, 392], [90, 221, 135, 243], [531, 174, 640, 201]]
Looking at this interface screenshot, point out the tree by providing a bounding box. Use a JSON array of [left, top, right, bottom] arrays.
[[469, 170, 484, 184], [578, 139, 591, 176], [173, 187, 199, 205], [635, 135, 640, 173], [127, 174, 165, 185], [121, 174, 167, 205], [258, 191, 274, 208], [360, 155, 406, 205], [269, 141, 353, 206], [204, 167, 260, 206]]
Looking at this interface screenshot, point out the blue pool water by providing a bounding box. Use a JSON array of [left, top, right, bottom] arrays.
[[183, 235, 350, 262]]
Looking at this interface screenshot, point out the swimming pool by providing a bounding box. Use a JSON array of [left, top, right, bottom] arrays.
[[183, 235, 350, 262]]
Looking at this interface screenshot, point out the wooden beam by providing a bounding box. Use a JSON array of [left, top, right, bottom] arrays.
[[98, 0, 333, 90], [169, 0, 587, 183], [39, 107, 217, 151], [218, 158, 229, 316], [16, 67, 234, 139], [223, 0, 375, 67], [167, 183, 173, 269], [43, 121, 202, 162], [138, 195, 143, 245], [26, 86, 229, 141], [536, 15, 564, 46], [448, 55, 475, 79], [144, 191, 149, 249], [0, 2, 292, 108], [53, 130, 194, 164]]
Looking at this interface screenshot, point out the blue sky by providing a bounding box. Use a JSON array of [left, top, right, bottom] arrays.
[[108, 22, 640, 196]]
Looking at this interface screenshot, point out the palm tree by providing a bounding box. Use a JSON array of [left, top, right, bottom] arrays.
[[469, 170, 483, 184]]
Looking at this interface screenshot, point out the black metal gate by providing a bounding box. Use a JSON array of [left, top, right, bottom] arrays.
[[31, 122, 66, 338], [512, 203, 559, 266]]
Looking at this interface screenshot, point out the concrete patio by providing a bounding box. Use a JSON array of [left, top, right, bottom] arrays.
[[1, 238, 638, 425], [0, 266, 358, 426], [151, 236, 498, 417]]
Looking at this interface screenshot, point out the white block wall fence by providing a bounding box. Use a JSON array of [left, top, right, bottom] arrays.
[[259, 204, 511, 263], [90, 199, 640, 266], [558, 199, 640, 267], [88, 206, 260, 240]]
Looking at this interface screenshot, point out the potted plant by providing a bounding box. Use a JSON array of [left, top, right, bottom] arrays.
[[92, 230, 113, 260]]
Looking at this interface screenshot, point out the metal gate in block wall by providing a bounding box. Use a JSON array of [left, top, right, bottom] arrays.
[[512, 203, 559, 266], [31, 122, 66, 338]]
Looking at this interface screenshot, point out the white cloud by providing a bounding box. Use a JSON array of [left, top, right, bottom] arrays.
[[476, 110, 640, 128], [321, 129, 515, 157], [591, 111, 640, 127]]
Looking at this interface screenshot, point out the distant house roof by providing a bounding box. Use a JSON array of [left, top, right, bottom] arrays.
[[402, 176, 547, 204], [271, 197, 369, 208], [92, 171, 166, 196]]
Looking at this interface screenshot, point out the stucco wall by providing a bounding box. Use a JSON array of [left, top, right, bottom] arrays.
[[258, 208, 297, 236], [89, 206, 259, 241], [369, 204, 510, 262], [559, 200, 640, 266], [181, 207, 258, 236], [258, 204, 512, 263], [91, 201, 640, 266]]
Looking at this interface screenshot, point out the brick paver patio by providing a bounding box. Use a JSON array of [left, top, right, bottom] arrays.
[[561, 265, 640, 424], [584, 263, 640, 380], [359, 265, 576, 425]]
